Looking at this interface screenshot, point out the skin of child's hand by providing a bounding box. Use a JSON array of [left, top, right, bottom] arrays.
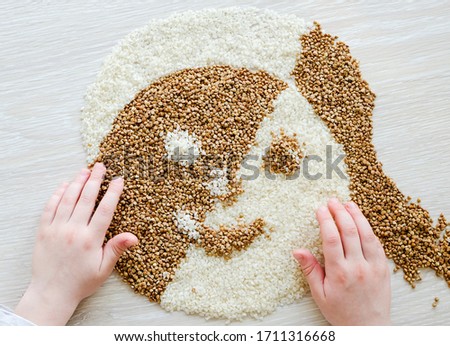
[[293, 198, 391, 325], [15, 163, 138, 325]]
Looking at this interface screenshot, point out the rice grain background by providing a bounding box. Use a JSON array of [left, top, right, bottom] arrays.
[[0, 0, 449, 325]]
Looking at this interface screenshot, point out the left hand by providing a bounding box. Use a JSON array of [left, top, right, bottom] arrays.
[[15, 163, 138, 325]]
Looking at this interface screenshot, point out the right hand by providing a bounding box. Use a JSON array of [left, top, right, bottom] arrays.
[[293, 198, 391, 325]]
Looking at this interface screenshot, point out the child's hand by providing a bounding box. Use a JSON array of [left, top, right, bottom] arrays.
[[15, 163, 138, 325], [293, 198, 391, 325]]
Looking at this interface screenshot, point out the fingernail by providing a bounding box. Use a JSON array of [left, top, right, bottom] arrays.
[[125, 239, 138, 247], [81, 168, 90, 176], [317, 205, 327, 213], [293, 251, 304, 264], [329, 197, 339, 204], [346, 201, 357, 209], [94, 162, 106, 170], [112, 176, 123, 181]]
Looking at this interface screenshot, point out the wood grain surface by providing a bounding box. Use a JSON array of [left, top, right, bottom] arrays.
[[1, 0, 449, 326]]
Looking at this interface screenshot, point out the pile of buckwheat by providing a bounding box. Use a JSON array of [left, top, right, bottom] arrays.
[[263, 130, 304, 176], [293, 23, 450, 287]]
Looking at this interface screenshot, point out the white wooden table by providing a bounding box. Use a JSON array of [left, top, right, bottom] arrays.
[[1, 0, 449, 326]]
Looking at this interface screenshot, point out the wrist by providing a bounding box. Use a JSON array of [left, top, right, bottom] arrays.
[[15, 283, 80, 325]]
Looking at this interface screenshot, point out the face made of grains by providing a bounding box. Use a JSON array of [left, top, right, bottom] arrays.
[[92, 55, 352, 319]]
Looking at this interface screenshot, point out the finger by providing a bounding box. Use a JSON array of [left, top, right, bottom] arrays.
[[40, 182, 69, 226], [71, 162, 106, 224], [89, 177, 124, 242], [316, 205, 345, 265], [100, 232, 138, 277], [53, 169, 91, 223], [345, 201, 383, 261], [328, 198, 364, 260], [293, 249, 325, 302]]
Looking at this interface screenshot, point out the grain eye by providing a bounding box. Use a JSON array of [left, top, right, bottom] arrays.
[[263, 130, 303, 176]]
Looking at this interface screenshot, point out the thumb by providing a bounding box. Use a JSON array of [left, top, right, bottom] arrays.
[[101, 232, 139, 276], [293, 249, 325, 301]]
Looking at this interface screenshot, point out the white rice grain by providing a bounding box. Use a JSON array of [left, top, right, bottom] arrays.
[[206, 168, 229, 197], [165, 128, 202, 166]]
